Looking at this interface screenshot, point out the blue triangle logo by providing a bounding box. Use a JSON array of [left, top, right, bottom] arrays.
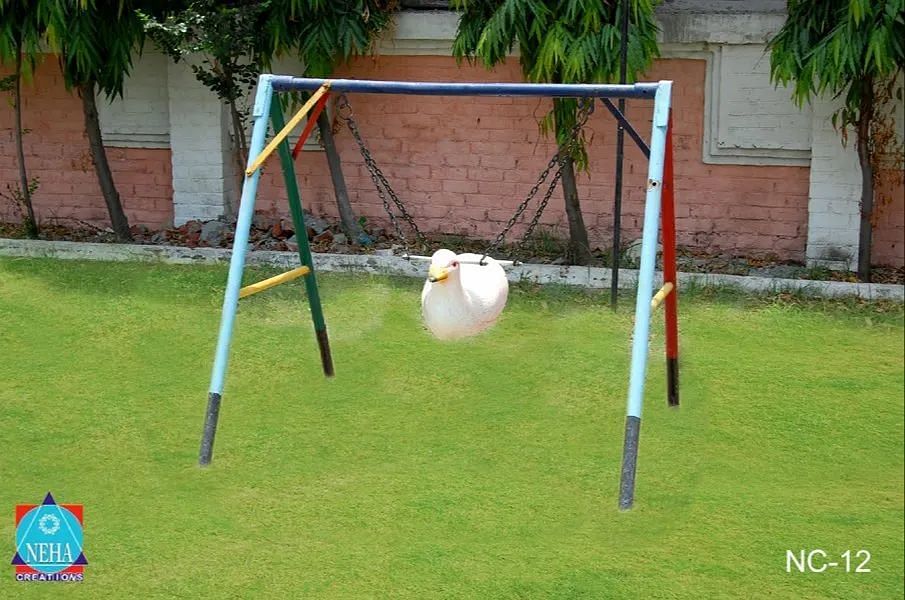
[[13, 496, 85, 575]]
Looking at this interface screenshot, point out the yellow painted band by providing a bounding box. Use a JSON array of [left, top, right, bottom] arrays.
[[239, 266, 311, 298], [245, 82, 332, 176], [650, 281, 675, 309]]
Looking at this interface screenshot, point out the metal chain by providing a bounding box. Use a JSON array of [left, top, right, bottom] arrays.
[[481, 98, 595, 263], [335, 94, 593, 262], [479, 151, 561, 263], [336, 94, 426, 250], [519, 164, 565, 246]]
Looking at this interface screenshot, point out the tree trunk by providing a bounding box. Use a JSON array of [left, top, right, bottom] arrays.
[[226, 97, 248, 218], [317, 110, 364, 243], [79, 82, 132, 242], [856, 80, 875, 282], [560, 154, 592, 265], [228, 98, 248, 163], [14, 46, 38, 238], [553, 98, 592, 265]]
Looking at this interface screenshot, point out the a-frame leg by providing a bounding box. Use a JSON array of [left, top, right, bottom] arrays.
[[199, 80, 336, 467], [661, 114, 679, 407], [269, 100, 334, 377], [199, 76, 275, 466], [618, 81, 673, 510]]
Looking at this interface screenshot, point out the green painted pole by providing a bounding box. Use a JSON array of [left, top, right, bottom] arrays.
[[270, 101, 334, 376]]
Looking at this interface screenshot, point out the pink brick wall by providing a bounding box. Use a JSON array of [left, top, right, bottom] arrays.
[[0, 60, 172, 228], [1, 55, 900, 267], [259, 56, 812, 260], [872, 172, 904, 267]]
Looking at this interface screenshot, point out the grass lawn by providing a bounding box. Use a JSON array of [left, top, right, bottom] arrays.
[[0, 257, 902, 598]]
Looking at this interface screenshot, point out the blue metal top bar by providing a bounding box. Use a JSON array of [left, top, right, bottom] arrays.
[[269, 76, 660, 98]]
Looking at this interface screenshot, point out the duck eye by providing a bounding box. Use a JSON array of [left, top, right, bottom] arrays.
[[451, 261, 459, 268]]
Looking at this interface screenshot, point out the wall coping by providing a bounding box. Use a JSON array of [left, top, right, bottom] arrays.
[[1, 239, 900, 302], [381, 9, 786, 55]]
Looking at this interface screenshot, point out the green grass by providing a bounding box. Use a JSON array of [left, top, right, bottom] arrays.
[[0, 257, 902, 599]]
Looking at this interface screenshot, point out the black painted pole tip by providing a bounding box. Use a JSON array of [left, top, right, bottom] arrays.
[[667, 357, 679, 408], [199, 392, 222, 466], [316, 328, 335, 377], [618, 415, 641, 511]]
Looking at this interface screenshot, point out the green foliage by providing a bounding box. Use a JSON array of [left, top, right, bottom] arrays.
[[266, 0, 399, 77], [143, 1, 398, 97], [141, 0, 271, 157], [140, 0, 397, 163], [2, 1, 173, 97], [141, 0, 268, 106], [769, 0, 905, 129], [45, 1, 169, 98], [770, 0, 904, 280], [0, 0, 50, 79], [453, 0, 658, 84], [452, 0, 660, 161]]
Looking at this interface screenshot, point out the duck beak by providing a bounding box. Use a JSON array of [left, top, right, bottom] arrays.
[[428, 265, 449, 283]]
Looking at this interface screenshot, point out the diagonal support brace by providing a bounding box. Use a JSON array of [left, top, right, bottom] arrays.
[[601, 98, 651, 158], [246, 82, 331, 175], [291, 94, 330, 159]]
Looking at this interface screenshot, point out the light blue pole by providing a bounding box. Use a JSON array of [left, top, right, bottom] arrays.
[[199, 75, 275, 465], [618, 81, 673, 509]]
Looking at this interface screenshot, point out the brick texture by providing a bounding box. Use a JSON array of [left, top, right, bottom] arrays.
[[0, 60, 172, 228], [259, 56, 812, 260], [873, 171, 905, 267], [2, 55, 901, 267]]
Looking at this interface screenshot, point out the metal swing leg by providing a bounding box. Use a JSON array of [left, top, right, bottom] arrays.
[[618, 81, 673, 510], [270, 100, 334, 377], [200, 77, 275, 466], [199, 78, 334, 467]]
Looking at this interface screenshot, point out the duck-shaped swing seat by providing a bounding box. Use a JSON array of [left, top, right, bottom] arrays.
[[336, 94, 594, 341], [421, 249, 509, 340]]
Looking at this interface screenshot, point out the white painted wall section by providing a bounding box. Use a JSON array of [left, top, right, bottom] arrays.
[[706, 44, 811, 165], [167, 58, 234, 224], [97, 52, 170, 148], [806, 97, 861, 269]]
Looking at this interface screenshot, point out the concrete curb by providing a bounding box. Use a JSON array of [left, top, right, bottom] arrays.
[[1, 238, 902, 302]]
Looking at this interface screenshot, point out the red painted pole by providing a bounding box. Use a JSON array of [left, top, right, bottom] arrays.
[[291, 94, 330, 159], [661, 113, 680, 407]]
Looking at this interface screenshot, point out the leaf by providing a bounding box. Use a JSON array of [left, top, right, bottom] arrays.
[[849, 0, 864, 24]]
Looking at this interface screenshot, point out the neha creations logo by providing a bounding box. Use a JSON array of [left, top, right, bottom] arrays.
[[11, 493, 87, 582]]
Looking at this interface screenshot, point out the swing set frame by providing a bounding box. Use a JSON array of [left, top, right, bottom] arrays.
[[198, 75, 680, 511]]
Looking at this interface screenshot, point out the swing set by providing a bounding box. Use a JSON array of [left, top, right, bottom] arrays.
[[198, 75, 681, 511]]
